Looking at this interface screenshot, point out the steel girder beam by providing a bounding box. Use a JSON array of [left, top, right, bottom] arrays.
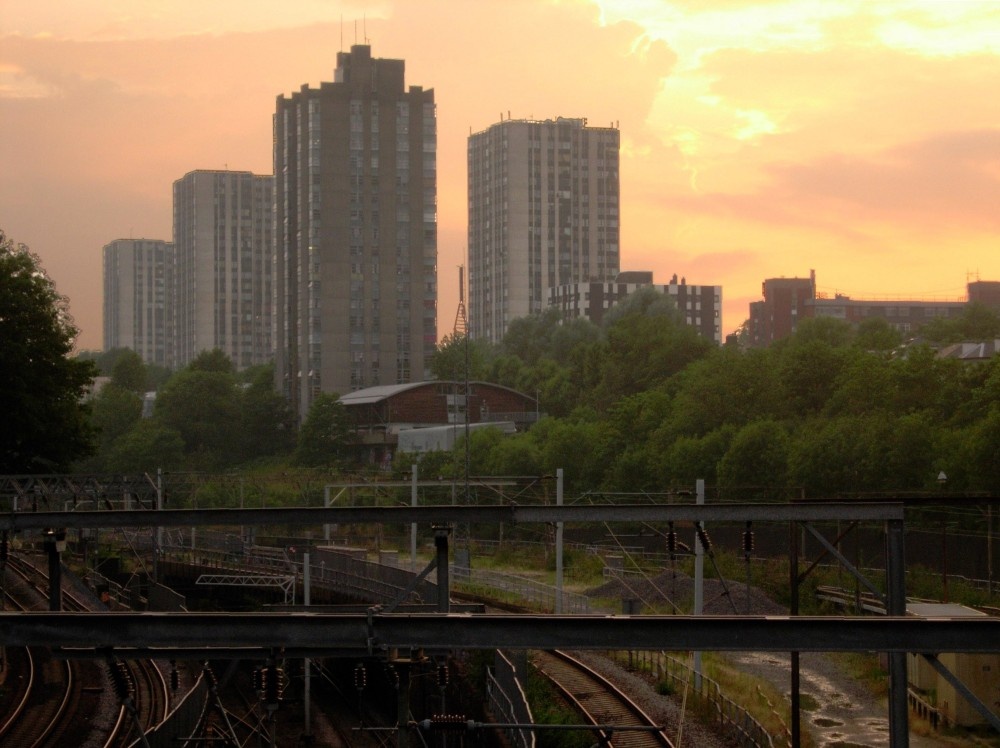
[[2, 613, 998, 652], [0, 502, 905, 532], [920, 653, 1000, 733]]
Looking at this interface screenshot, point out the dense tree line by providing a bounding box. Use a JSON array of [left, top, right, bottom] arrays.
[[73, 290, 1000, 496], [421, 291, 1000, 499]]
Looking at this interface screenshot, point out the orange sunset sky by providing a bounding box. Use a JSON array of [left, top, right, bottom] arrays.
[[2, 0, 999, 352]]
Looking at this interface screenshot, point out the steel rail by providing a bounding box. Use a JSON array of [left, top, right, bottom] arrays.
[[535, 650, 673, 747]]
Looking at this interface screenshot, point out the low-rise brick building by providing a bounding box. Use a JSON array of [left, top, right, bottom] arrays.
[[339, 381, 539, 467]]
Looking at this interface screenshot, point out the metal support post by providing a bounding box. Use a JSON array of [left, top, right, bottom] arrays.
[[45, 530, 65, 611], [555, 468, 564, 614], [693, 479, 704, 690], [323, 486, 331, 544], [155, 469, 163, 582], [397, 664, 411, 748], [886, 519, 909, 748], [411, 465, 418, 572], [790, 519, 800, 748], [303, 552, 312, 742], [434, 527, 450, 613]]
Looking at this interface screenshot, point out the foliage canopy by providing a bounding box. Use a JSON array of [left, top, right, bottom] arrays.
[[0, 230, 96, 472]]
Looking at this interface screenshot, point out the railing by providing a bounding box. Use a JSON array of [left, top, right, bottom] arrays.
[[613, 650, 778, 748], [85, 568, 144, 609], [450, 565, 591, 613], [487, 651, 535, 748], [907, 688, 942, 730]]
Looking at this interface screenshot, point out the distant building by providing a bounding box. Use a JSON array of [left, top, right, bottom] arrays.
[[274, 45, 437, 421], [809, 295, 965, 333], [172, 169, 274, 369], [967, 280, 1000, 309], [548, 271, 723, 344], [468, 117, 620, 344], [747, 272, 816, 347], [339, 381, 538, 466], [102, 238, 174, 366], [745, 271, 987, 347]]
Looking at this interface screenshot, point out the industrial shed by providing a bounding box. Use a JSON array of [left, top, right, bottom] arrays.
[[339, 381, 539, 467]]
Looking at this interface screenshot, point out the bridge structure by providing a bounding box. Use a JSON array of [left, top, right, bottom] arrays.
[[2, 481, 1000, 747]]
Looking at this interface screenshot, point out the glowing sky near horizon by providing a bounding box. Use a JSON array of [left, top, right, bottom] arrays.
[[2, 0, 999, 351]]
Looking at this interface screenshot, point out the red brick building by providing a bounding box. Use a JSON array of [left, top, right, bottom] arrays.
[[747, 272, 816, 346]]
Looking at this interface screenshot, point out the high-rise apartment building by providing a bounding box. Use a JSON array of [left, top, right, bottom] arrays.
[[172, 169, 274, 370], [274, 45, 437, 419], [468, 117, 620, 343], [103, 239, 173, 366]]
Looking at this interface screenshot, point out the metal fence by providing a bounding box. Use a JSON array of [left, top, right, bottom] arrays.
[[487, 651, 535, 748], [450, 565, 592, 613], [613, 650, 779, 748]]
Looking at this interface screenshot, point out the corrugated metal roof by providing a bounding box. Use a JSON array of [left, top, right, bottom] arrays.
[[338, 382, 430, 405]]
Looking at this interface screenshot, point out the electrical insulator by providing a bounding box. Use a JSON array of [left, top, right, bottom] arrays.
[[109, 662, 131, 700], [386, 665, 400, 689], [666, 522, 677, 558], [695, 524, 712, 552], [430, 714, 469, 732], [203, 665, 218, 688], [0, 533, 8, 562], [252, 667, 263, 692], [743, 522, 754, 556], [264, 666, 280, 704], [437, 663, 449, 688], [353, 663, 367, 691], [170, 668, 180, 692]]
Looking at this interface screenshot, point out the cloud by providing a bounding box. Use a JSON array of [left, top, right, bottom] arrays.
[[0, 63, 59, 98]]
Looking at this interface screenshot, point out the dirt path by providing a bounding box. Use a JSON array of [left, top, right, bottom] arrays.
[[727, 651, 947, 747]]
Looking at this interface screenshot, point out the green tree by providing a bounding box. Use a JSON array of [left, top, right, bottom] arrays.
[[595, 300, 712, 404], [294, 393, 352, 467], [239, 364, 296, 462], [717, 420, 789, 500], [921, 303, 1000, 344], [110, 349, 147, 393], [853, 317, 903, 352], [105, 420, 185, 474], [483, 433, 542, 477], [530, 416, 611, 493], [154, 361, 241, 468], [499, 309, 566, 366], [776, 339, 851, 415], [430, 333, 491, 381], [662, 426, 736, 488], [787, 416, 873, 497], [90, 384, 143, 451], [189, 348, 235, 374], [0, 230, 96, 472], [663, 347, 784, 438]]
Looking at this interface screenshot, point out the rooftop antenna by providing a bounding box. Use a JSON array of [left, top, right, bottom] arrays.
[[364, 13, 368, 44], [354, 19, 357, 45], [340, 15, 343, 51], [454, 265, 468, 336]]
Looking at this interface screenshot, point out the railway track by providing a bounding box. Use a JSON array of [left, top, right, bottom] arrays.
[[532, 650, 675, 748], [1, 553, 170, 748], [0, 558, 97, 748]]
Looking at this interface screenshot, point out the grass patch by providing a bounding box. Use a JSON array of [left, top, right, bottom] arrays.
[[525, 664, 594, 748]]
